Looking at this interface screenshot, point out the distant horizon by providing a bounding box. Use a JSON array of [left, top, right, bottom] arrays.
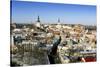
[[11, 22, 96, 26], [11, 0, 96, 25]]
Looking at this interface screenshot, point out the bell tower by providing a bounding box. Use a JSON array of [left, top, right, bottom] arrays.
[[35, 16, 41, 28], [58, 18, 60, 23], [37, 16, 40, 22]]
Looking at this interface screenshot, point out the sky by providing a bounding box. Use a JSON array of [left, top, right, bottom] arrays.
[[11, 0, 96, 25]]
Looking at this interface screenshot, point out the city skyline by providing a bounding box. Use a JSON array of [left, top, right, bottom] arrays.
[[11, 0, 96, 25]]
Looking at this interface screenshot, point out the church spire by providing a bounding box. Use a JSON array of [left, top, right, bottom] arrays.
[[37, 16, 40, 22], [58, 18, 60, 23]]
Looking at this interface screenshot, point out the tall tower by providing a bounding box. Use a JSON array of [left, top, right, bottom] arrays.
[[58, 18, 60, 23], [56, 18, 61, 29], [37, 16, 40, 22], [35, 16, 41, 28]]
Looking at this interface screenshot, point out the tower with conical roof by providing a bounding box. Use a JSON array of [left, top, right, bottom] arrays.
[[37, 16, 40, 22], [58, 18, 60, 23], [35, 16, 41, 28], [56, 18, 61, 29]]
